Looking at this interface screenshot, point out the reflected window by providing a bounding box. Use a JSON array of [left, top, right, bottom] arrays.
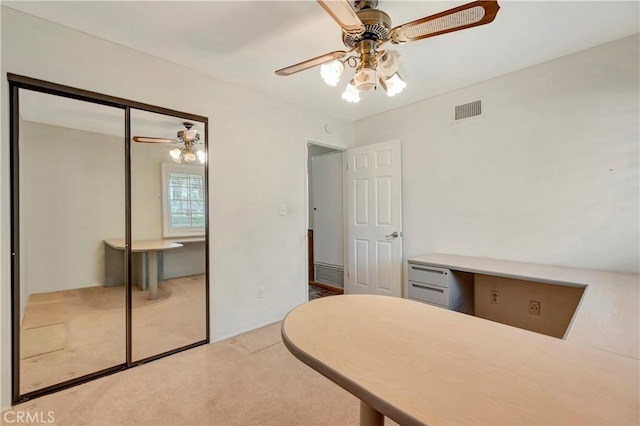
[[162, 163, 205, 237]]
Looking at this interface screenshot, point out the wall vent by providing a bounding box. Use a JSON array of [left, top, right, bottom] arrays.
[[314, 263, 344, 288], [455, 100, 482, 120]]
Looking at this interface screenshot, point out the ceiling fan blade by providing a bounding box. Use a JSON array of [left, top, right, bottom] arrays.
[[275, 51, 347, 76], [390, 0, 500, 44], [133, 136, 175, 144], [316, 0, 365, 34]]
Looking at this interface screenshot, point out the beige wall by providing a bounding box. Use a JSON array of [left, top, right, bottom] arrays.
[[474, 274, 584, 339]]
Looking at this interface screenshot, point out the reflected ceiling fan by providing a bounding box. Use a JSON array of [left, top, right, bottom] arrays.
[[133, 122, 205, 164], [275, 0, 500, 102]]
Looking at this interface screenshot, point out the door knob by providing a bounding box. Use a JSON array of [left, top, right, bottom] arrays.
[[385, 231, 399, 239]]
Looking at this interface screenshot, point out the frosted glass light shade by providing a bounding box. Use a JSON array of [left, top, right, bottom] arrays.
[[353, 67, 378, 92], [384, 73, 407, 97], [170, 146, 204, 163], [341, 81, 361, 103], [320, 60, 344, 87], [182, 150, 197, 163], [378, 50, 401, 77], [169, 148, 182, 163]]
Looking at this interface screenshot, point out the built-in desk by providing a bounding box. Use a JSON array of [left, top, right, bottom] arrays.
[[408, 253, 640, 359], [282, 295, 639, 425], [104, 239, 183, 300]]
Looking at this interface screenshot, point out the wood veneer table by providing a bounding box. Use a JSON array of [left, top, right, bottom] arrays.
[[282, 295, 639, 426], [409, 253, 640, 359], [104, 239, 183, 300]]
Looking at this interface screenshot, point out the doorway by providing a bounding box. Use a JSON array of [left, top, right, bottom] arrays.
[[305, 139, 403, 300], [307, 142, 345, 300]]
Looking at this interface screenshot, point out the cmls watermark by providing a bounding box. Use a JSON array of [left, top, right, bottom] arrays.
[[3, 410, 55, 424]]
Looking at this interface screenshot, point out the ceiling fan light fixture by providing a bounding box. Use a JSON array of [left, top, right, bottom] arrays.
[[182, 149, 197, 163], [276, 0, 501, 103], [170, 144, 205, 164], [341, 80, 361, 103], [320, 60, 345, 87], [384, 72, 407, 97], [180, 129, 199, 141], [169, 148, 182, 162], [378, 50, 402, 77], [353, 67, 378, 92]]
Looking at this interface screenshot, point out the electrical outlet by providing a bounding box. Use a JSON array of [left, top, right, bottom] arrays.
[[257, 286, 264, 298], [490, 290, 499, 304], [529, 300, 541, 316]]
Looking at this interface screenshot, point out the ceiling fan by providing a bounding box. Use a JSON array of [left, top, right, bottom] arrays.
[[133, 122, 205, 164], [275, 0, 500, 102]]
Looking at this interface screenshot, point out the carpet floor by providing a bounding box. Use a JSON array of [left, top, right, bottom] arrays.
[[6, 320, 399, 425], [19, 275, 206, 395]]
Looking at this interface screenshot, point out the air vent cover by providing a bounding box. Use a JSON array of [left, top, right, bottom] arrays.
[[455, 100, 482, 120], [315, 264, 344, 288]]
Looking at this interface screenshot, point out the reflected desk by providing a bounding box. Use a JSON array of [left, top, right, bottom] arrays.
[[104, 239, 183, 300], [282, 295, 639, 426]]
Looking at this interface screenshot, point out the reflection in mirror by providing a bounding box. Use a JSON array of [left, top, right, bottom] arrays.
[[129, 109, 207, 361], [18, 90, 126, 394]]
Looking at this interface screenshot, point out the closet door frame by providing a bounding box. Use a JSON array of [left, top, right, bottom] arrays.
[[8, 73, 210, 404]]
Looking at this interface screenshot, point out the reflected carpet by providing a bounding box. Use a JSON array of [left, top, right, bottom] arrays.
[[19, 275, 206, 394]]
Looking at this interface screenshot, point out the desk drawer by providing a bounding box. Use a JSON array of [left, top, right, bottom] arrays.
[[408, 281, 449, 307], [408, 264, 450, 287]]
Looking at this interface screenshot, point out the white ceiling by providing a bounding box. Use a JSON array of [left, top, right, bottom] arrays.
[[5, 1, 639, 122]]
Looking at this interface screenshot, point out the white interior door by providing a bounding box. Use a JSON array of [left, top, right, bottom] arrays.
[[347, 140, 402, 297]]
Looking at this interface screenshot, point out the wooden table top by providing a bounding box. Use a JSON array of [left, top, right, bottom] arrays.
[[409, 253, 640, 359], [104, 239, 183, 252], [282, 295, 639, 426]]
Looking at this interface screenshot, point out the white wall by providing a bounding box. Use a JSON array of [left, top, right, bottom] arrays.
[[355, 35, 639, 273], [131, 142, 179, 241], [18, 120, 202, 298], [20, 121, 126, 294], [311, 152, 344, 268], [307, 144, 338, 228], [0, 7, 354, 408]]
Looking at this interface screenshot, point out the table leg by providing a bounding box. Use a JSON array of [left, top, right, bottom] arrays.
[[360, 401, 383, 426], [148, 250, 158, 300]]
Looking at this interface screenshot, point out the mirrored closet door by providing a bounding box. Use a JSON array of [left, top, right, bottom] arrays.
[[9, 74, 209, 404], [16, 89, 127, 396], [130, 109, 207, 361]]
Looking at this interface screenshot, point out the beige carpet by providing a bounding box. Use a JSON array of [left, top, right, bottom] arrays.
[[20, 323, 66, 359], [6, 321, 399, 425], [20, 275, 206, 394]]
